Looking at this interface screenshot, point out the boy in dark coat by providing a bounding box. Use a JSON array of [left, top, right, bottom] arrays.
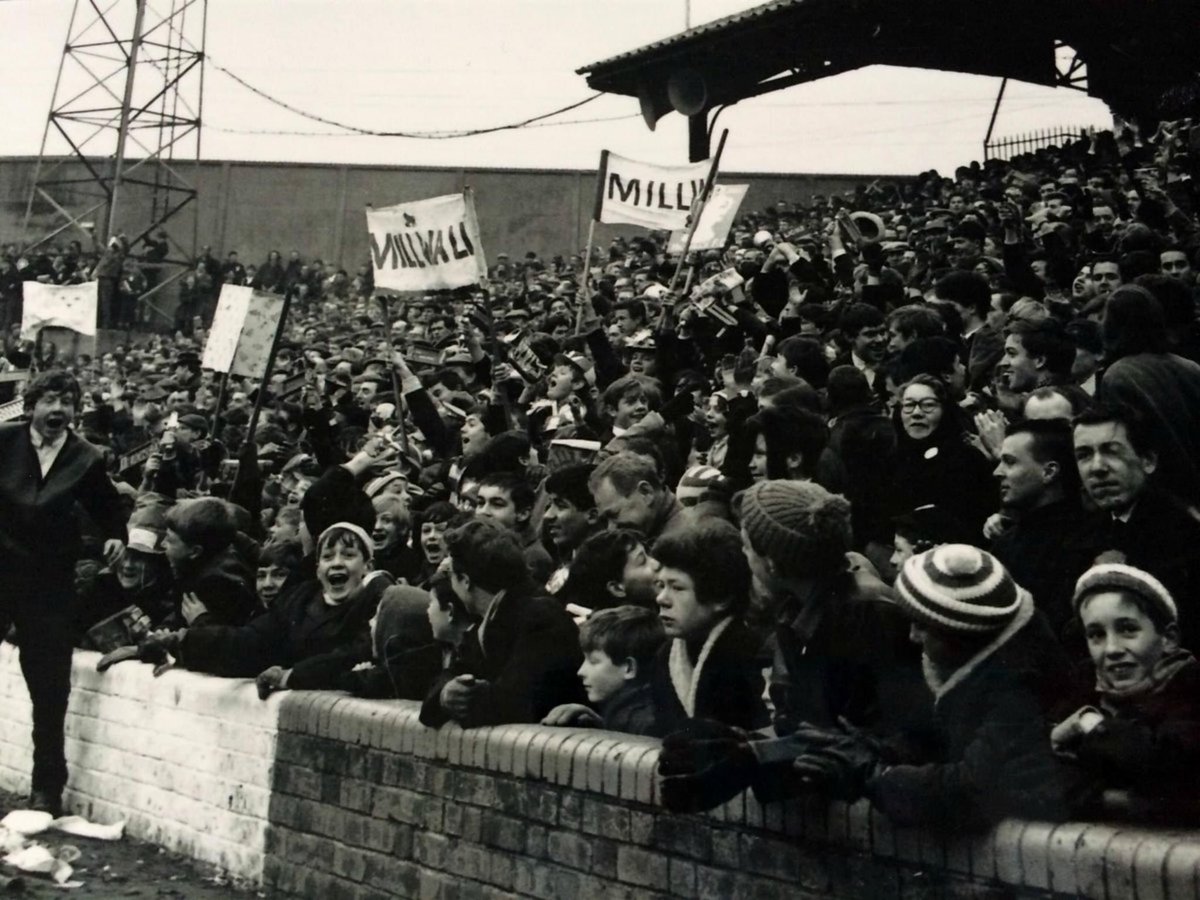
[[420, 520, 585, 727], [162, 497, 258, 627], [1052, 563, 1200, 823], [647, 519, 768, 736], [542, 605, 665, 736]]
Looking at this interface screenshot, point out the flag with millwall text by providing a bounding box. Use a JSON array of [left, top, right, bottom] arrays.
[[593, 150, 711, 231], [367, 192, 487, 293]]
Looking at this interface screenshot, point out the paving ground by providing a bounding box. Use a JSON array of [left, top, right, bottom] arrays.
[[0, 790, 287, 899]]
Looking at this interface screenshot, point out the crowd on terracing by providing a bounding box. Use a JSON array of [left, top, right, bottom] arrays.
[[2, 121, 1200, 830]]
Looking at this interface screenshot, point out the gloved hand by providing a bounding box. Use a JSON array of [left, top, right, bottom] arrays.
[[724, 391, 758, 431], [140, 629, 185, 658], [658, 719, 757, 814], [139, 629, 186, 677], [256, 666, 290, 700], [96, 645, 142, 673], [791, 734, 883, 800]]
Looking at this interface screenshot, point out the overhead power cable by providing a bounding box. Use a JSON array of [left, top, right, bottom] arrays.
[[207, 56, 603, 138], [208, 111, 642, 138]]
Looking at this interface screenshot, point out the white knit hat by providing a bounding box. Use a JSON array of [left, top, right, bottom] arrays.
[[317, 522, 374, 562], [1073, 563, 1177, 625]]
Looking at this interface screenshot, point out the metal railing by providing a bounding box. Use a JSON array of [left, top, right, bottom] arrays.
[[984, 127, 1096, 162]]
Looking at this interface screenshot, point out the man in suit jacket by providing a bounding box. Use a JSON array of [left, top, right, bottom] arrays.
[[0, 370, 126, 815]]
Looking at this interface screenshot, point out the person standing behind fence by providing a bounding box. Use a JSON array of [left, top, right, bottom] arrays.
[[0, 370, 126, 816]]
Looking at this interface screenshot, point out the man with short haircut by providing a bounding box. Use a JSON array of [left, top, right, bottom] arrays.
[[1160, 247, 1194, 283], [998, 318, 1075, 394], [589, 451, 685, 545], [474, 471, 554, 586], [934, 270, 998, 389], [559, 529, 660, 615], [886, 304, 944, 355], [612, 298, 647, 338], [1073, 403, 1200, 647], [833, 303, 887, 392], [991, 420, 1096, 637], [1090, 259, 1122, 298], [541, 463, 602, 592], [419, 520, 584, 727], [0, 371, 126, 816]]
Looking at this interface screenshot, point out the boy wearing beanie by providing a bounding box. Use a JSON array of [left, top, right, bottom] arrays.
[[740, 481, 923, 735], [798, 544, 1080, 831], [1051, 563, 1200, 823]]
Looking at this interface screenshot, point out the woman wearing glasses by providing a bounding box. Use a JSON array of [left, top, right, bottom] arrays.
[[888, 374, 998, 541]]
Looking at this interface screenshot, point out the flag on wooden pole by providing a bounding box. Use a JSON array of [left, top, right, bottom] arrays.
[[593, 151, 711, 231], [367, 191, 487, 293], [666, 184, 749, 254], [201, 285, 288, 378]]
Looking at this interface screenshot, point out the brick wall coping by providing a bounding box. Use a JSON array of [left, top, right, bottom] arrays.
[[281, 690, 1200, 900]]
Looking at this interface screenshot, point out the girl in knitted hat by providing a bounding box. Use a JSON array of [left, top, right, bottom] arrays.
[[1050, 563, 1200, 823]]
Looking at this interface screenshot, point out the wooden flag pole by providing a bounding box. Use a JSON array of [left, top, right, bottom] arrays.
[[668, 129, 729, 292], [211, 371, 230, 439], [235, 293, 293, 497], [574, 219, 597, 335], [377, 293, 410, 456]]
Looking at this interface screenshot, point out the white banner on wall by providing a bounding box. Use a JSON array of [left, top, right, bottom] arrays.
[[367, 192, 487, 292], [21, 281, 98, 339], [593, 151, 711, 231]]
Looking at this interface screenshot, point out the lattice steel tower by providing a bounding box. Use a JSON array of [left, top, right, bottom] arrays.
[[23, 0, 207, 313]]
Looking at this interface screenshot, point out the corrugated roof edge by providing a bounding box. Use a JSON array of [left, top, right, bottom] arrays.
[[576, 0, 803, 73]]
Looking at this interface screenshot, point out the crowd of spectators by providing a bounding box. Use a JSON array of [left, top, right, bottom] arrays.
[[3, 120, 1200, 831]]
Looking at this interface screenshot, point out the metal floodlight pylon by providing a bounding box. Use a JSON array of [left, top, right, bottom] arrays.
[[23, 0, 208, 324]]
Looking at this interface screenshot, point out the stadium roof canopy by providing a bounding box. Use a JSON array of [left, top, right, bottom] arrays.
[[578, 0, 1200, 159]]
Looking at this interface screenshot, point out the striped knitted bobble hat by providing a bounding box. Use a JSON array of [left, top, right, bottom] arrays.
[[896, 544, 1021, 634], [1073, 563, 1177, 625]]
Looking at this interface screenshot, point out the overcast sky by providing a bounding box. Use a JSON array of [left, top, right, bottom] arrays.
[[1, 0, 1114, 175]]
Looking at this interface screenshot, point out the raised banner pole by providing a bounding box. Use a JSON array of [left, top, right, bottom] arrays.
[[668, 129, 729, 292], [211, 371, 230, 439], [574, 219, 597, 335], [377, 293, 410, 456]]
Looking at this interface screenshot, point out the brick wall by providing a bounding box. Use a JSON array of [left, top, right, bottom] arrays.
[[2, 646, 1199, 899], [0, 644, 276, 881]]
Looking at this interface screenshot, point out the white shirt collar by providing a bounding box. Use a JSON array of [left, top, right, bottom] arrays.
[[30, 427, 67, 452]]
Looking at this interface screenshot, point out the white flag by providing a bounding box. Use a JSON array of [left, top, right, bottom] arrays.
[[201, 284, 287, 378], [368, 192, 487, 292], [667, 184, 749, 254], [593, 151, 711, 231], [21, 282, 98, 339]]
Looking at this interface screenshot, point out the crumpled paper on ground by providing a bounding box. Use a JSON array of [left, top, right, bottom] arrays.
[[0, 811, 126, 890], [3, 844, 81, 886]]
